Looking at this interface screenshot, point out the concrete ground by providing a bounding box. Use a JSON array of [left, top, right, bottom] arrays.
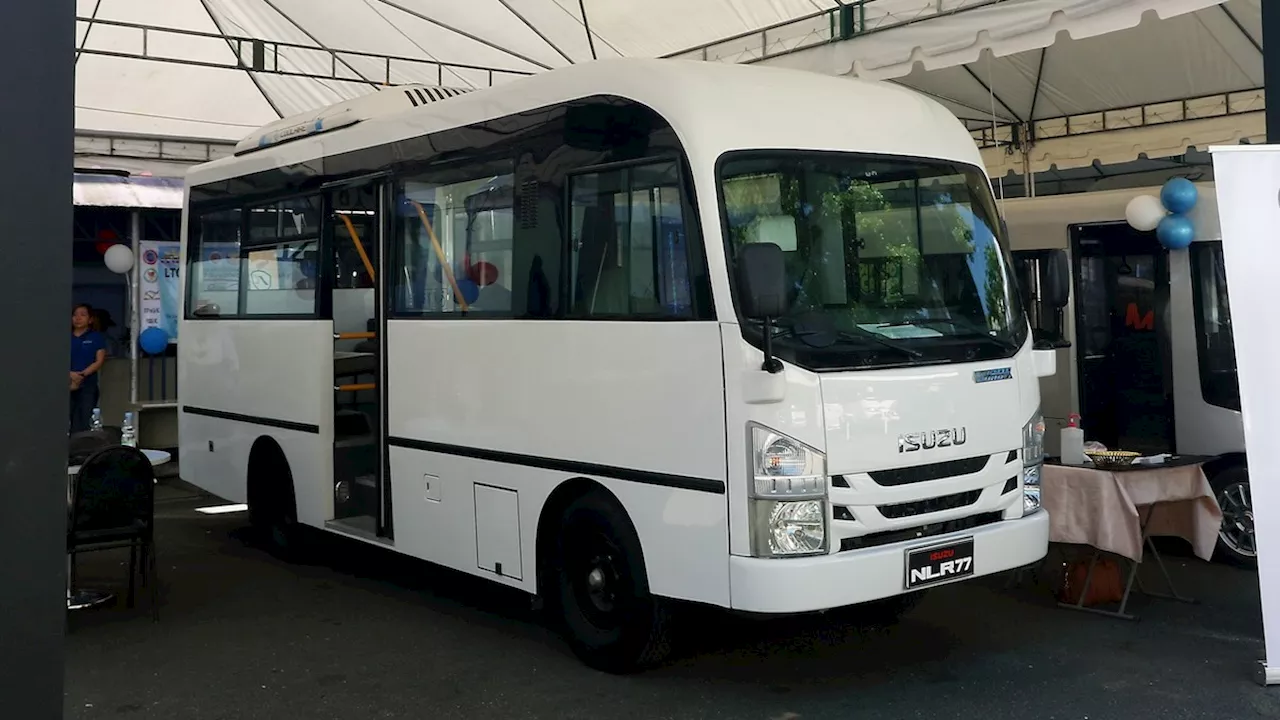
[[65, 482, 1279, 720]]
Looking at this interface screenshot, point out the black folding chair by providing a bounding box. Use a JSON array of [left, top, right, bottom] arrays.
[[68, 445, 159, 620], [68, 430, 116, 466]]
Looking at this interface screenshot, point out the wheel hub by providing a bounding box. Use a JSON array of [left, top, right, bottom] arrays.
[[1218, 481, 1257, 558], [587, 567, 606, 590], [584, 555, 616, 613]]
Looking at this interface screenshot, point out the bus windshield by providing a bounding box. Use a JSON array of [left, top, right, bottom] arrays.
[[719, 152, 1028, 370]]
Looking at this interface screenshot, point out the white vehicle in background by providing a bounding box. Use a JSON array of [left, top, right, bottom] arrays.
[[1005, 184, 1253, 567], [178, 58, 1060, 672]]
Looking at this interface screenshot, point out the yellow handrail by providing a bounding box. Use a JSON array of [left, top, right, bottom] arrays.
[[337, 211, 376, 282], [408, 199, 470, 312]]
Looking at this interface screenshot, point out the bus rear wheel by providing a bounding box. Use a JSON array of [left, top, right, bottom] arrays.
[[551, 492, 672, 673], [246, 440, 304, 562], [1211, 465, 1257, 569]]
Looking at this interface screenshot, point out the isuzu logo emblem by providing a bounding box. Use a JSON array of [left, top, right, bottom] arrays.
[[898, 428, 968, 453]]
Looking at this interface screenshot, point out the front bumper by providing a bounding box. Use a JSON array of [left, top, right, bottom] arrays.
[[728, 509, 1049, 614]]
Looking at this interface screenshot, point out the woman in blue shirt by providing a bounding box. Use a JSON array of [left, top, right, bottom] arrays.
[[69, 303, 107, 433]]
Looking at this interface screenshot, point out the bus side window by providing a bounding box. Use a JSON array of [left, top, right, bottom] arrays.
[[568, 160, 693, 319], [242, 196, 322, 317], [392, 160, 518, 317], [186, 208, 243, 318]]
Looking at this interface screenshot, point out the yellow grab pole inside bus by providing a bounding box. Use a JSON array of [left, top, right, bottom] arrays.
[[408, 199, 470, 312], [337, 212, 376, 283]]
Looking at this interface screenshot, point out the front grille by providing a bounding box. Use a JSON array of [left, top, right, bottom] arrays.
[[839, 512, 1004, 552], [878, 489, 981, 519], [863, 455, 991, 487]]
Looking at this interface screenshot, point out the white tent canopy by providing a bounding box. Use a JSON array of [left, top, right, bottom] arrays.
[[740, 0, 1263, 180], [74, 0, 853, 141], [74, 0, 1264, 184]]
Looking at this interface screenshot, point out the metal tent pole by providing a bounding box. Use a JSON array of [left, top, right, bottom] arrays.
[[1266, 0, 1280, 142], [130, 209, 141, 406], [0, 0, 73, 715]]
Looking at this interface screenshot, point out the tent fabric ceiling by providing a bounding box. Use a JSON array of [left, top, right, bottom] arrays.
[[74, 0, 847, 140], [74, 0, 1262, 180], [755, 0, 1260, 128]]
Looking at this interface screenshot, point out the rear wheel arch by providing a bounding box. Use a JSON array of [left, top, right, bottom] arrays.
[[246, 436, 302, 559], [247, 437, 295, 518]]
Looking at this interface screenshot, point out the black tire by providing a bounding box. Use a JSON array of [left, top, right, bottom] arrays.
[[550, 491, 672, 673], [1210, 465, 1257, 569], [247, 445, 305, 563]]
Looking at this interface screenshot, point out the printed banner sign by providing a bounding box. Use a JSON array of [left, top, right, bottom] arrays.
[[138, 240, 181, 342]]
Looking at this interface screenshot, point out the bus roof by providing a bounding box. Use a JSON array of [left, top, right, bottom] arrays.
[[186, 57, 985, 189], [1002, 183, 1222, 249]]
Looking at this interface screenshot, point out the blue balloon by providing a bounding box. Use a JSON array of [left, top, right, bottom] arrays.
[[1156, 214, 1195, 250], [457, 277, 481, 305], [1160, 177, 1198, 214], [138, 326, 169, 355]]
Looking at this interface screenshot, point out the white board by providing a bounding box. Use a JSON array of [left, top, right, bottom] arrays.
[[1209, 144, 1280, 684]]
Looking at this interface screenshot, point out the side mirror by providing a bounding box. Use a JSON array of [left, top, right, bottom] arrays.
[[735, 242, 788, 319], [1042, 250, 1070, 310], [736, 242, 788, 374]]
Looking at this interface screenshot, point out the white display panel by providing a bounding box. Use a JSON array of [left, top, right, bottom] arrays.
[[1210, 145, 1280, 684]]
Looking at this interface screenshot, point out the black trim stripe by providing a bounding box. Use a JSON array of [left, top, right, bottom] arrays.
[[388, 436, 725, 495], [182, 406, 320, 434]]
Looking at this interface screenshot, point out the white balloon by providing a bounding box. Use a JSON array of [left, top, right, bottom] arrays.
[[103, 244, 134, 274], [1125, 194, 1166, 232]]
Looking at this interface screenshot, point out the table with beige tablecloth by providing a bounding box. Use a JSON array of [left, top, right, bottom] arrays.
[[1042, 460, 1224, 562], [1040, 458, 1224, 619]]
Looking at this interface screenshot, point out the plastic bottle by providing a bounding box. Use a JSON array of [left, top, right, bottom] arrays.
[[121, 411, 137, 448], [90, 408, 103, 432], [1060, 413, 1085, 466]]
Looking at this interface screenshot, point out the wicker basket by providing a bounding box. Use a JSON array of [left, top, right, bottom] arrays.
[[1085, 450, 1140, 469]]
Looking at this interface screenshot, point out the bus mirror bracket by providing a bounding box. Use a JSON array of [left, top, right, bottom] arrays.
[[736, 242, 789, 374]]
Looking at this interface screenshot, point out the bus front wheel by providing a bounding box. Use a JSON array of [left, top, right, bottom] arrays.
[[550, 491, 672, 673], [1210, 465, 1257, 569]]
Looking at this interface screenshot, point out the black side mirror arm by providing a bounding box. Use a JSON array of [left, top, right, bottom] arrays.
[[761, 316, 783, 374]]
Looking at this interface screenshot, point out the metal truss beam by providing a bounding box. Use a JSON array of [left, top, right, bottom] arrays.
[[970, 89, 1266, 150], [664, 0, 1002, 64], [75, 16, 533, 87], [75, 131, 236, 165]]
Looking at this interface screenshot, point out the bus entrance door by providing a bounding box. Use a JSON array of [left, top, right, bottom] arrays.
[[1071, 223, 1175, 456], [328, 180, 390, 541]]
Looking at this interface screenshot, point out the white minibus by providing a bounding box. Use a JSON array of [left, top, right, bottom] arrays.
[[179, 58, 1059, 671]]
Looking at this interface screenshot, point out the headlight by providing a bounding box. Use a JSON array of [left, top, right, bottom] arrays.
[[1022, 411, 1045, 515], [753, 427, 825, 497], [751, 499, 827, 556], [749, 426, 827, 557]]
